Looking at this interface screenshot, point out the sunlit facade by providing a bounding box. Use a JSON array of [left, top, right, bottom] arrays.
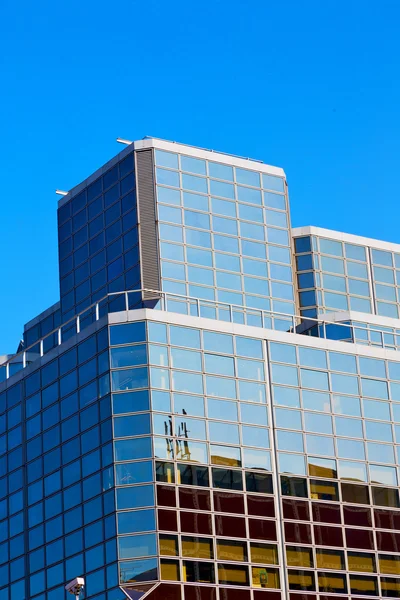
[[2, 138, 400, 600]]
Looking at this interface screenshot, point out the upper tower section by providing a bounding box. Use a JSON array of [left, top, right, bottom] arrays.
[[57, 145, 139, 326], [146, 138, 294, 319], [56, 137, 295, 328], [293, 226, 400, 322]]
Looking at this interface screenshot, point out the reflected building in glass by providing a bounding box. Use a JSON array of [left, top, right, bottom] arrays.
[[3, 138, 400, 600]]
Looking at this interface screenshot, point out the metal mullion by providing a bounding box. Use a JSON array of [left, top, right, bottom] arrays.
[[264, 338, 290, 600]]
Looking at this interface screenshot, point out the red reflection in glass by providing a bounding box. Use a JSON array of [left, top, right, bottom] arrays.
[[312, 503, 341, 524], [345, 528, 374, 550], [158, 509, 178, 532], [179, 488, 211, 511], [147, 584, 181, 600], [249, 519, 277, 541], [282, 499, 310, 521], [284, 522, 312, 544], [314, 525, 343, 547], [213, 491, 245, 514], [376, 530, 400, 552], [184, 585, 217, 600], [247, 495, 275, 518], [219, 588, 251, 600], [374, 509, 400, 530], [215, 515, 246, 538], [343, 505, 372, 527], [180, 511, 212, 535], [157, 485, 177, 507]]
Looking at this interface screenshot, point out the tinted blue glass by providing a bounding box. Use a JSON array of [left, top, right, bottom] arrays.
[[111, 368, 148, 391], [169, 326, 200, 348], [116, 485, 154, 509], [110, 322, 146, 345], [119, 557, 158, 583], [118, 534, 157, 561], [115, 460, 153, 485], [202, 331, 233, 354], [25, 371, 41, 397], [110, 345, 147, 368], [25, 393, 41, 420], [114, 438, 152, 461], [298, 347, 327, 369], [114, 413, 151, 437], [117, 509, 155, 534], [112, 390, 150, 415]]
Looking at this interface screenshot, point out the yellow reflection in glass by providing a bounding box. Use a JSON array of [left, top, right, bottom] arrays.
[[316, 549, 344, 570], [160, 559, 180, 581], [182, 560, 214, 583], [181, 536, 213, 559], [218, 564, 249, 585], [288, 570, 315, 590], [318, 572, 347, 593], [310, 479, 338, 501], [348, 552, 375, 573], [286, 546, 313, 568], [250, 543, 279, 565], [210, 444, 241, 467], [380, 555, 400, 575], [308, 458, 337, 479], [159, 535, 178, 556], [341, 483, 369, 504], [381, 577, 400, 595], [350, 575, 378, 594], [217, 540, 247, 562], [251, 567, 280, 588], [372, 486, 399, 508]]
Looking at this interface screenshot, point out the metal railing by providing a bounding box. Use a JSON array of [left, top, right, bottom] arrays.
[[0, 288, 398, 383]]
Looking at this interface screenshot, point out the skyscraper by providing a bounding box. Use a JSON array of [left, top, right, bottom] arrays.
[[2, 137, 400, 600]]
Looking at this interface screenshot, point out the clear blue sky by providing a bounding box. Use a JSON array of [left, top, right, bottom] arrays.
[[1, 0, 399, 353]]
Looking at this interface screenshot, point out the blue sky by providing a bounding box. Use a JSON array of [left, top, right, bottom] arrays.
[[1, 0, 399, 352]]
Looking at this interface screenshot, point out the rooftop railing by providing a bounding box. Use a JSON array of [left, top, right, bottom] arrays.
[[1, 289, 398, 383]]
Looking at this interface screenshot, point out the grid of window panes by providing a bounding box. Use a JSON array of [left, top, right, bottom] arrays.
[[270, 339, 400, 598], [57, 151, 139, 328], [154, 150, 295, 318], [369, 247, 400, 319], [351, 321, 400, 351], [23, 306, 61, 354], [110, 320, 284, 598], [295, 235, 400, 323], [0, 326, 126, 600], [294, 236, 373, 318], [299, 319, 400, 353], [0, 358, 29, 384]]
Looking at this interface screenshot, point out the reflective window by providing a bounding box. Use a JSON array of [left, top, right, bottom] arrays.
[[300, 369, 329, 391]]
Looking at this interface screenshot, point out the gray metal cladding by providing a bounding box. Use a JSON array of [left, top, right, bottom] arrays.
[[135, 149, 161, 301]]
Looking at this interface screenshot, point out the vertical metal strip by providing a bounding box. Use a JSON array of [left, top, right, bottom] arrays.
[[135, 149, 161, 302], [366, 246, 377, 316], [286, 181, 300, 326], [264, 338, 290, 600]]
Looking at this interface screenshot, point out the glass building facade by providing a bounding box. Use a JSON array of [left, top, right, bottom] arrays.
[[3, 138, 400, 600], [294, 226, 400, 321]]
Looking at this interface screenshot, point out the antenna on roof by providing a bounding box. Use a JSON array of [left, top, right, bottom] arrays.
[[116, 137, 133, 145]]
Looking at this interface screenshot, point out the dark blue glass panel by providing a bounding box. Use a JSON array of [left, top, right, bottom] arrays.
[[72, 190, 87, 215], [119, 154, 134, 178], [103, 166, 118, 190], [294, 236, 312, 253], [109, 322, 146, 345], [104, 183, 119, 207], [87, 178, 102, 202]]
